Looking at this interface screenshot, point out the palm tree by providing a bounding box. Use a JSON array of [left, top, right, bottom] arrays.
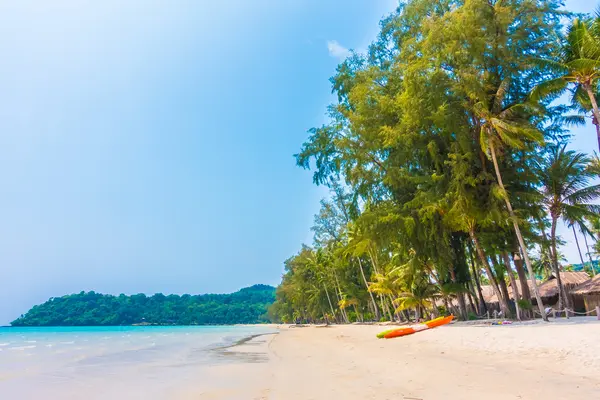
[[306, 250, 337, 322], [567, 217, 598, 274], [384, 250, 441, 321], [539, 144, 600, 309], [532, 18, 600, 150], [472, 85, 548, 320], [338, 297, 360, 322], [392, 278, 439, 322], [567, 219, 586, 267], [346, 224, 381, 320], [581, 229, 597, 276]]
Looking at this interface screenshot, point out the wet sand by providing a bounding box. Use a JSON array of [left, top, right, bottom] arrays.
[[198, 321, 600, 399]]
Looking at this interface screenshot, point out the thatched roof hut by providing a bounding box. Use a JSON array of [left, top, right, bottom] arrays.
[[436, 272, 594, 314], [536, 272, 590, 298], [571, 274, 600, 313], [480, 272, 590, 309], [508, 279, 535, 299], [480, 285, 497, 304], [571, 274, 600, 295]]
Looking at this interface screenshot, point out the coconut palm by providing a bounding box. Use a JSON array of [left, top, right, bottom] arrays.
[[566, 217, 598, 274], [338, 297, 361, 322], [392, 279, 439, 322], [538, 144, 600, 309], [306, 249, 337, 321], [531, 17, 600, 150], [472, 86, 548, 320], [366, 275, 393, 320], [346, 224, 381, 320]]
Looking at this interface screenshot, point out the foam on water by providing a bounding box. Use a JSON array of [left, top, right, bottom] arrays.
[[0, 325, 275, 399]]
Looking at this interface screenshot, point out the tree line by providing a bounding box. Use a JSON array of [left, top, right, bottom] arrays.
[[11, 285, 275, 326], [268, 0, 600, 324]]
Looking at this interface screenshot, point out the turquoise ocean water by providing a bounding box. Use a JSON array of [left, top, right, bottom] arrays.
[[0, 325, 275, 399]]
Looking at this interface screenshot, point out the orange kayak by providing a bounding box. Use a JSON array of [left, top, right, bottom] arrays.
[[383, 326, 420, 338], [383, 315, 453, 339], [425, 315, 454, 328]]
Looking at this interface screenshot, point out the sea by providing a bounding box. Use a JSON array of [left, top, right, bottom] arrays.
[[0, 325, 276, 399]]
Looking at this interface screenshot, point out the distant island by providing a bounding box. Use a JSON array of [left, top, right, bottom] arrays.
[[11, 285, 275, 326]]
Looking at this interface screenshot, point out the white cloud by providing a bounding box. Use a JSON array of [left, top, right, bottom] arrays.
[[327, 40, 350, 59]]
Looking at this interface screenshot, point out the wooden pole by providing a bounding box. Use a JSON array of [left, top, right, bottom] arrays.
[[596, 306, 600, 320]]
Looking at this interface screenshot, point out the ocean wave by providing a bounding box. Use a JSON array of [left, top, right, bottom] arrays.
[[60, 341, 75, 345], [0, 343, 11, 347], [9, 345, 36, 350]]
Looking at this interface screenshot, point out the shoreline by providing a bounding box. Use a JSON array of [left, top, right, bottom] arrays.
[[210, 331, 279, 354]]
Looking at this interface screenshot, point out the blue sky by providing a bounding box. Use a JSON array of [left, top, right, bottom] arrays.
[[0, 0, 596, 325]]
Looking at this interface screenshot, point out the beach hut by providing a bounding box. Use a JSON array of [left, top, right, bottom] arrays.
[[533, 272, 590, 310], [479, 285, 500, 312], [571, 274, 600, 314], [491, 273, 589, 308], [463, 273, 591, 315], [507, 279, 535, 299]]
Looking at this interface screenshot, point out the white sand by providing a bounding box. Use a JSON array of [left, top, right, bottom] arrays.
[[196, 320, 600, 399]]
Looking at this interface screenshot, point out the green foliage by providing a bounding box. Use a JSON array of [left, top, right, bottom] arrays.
[[11, 285, 276, 326], [274, 0, 600, 323], [531, 12, 600, 151], [517, 299, 533, 311]]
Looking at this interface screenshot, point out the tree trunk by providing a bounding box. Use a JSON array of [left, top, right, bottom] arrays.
[[584, 84, 600, 152], [430, 301, 440, 318], [352, 304, 362, 322], [323, 283, 337, 323], [400, 309, 410, 322], [502, 252, 521, 321], [511, 239, 531, 301], [448, 264, 468, 321], [582, 231, 597, 276], [442, 297, 451, 315], [333, 272, 349, 323], [368, 252, 390, 320], [367, 250, 380, 274], [539, 223, 554, 278], [550, 217, 571, 311], [469, 246, 488, 314], [388, 294, 400, 320], [491, 255, 513, 318], [380, 295, 393, 321], [573, 225, 586, 267], [357, 258, 381, 320], [469, 229, 511, 316], [456, 293, 468, 321], [321, 308, 329, 325], [466, 281, 478, 315], [488, 138, 547, 320]]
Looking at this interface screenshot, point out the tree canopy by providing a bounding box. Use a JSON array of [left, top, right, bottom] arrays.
[[11, 285, 275, 326], [269, 0, 600, 324]]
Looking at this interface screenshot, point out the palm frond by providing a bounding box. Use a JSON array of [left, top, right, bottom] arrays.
[[530, 77, 568, 102], [565, 183, 600, 205]]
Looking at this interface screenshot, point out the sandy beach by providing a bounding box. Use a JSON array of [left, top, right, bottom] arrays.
[[198, 320, 600, 399]]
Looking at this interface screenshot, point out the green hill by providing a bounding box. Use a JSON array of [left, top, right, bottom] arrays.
[[11, 284, 275, 326]]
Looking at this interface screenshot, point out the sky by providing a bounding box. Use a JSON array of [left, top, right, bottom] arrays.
[[0, 0, 597, 325]]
